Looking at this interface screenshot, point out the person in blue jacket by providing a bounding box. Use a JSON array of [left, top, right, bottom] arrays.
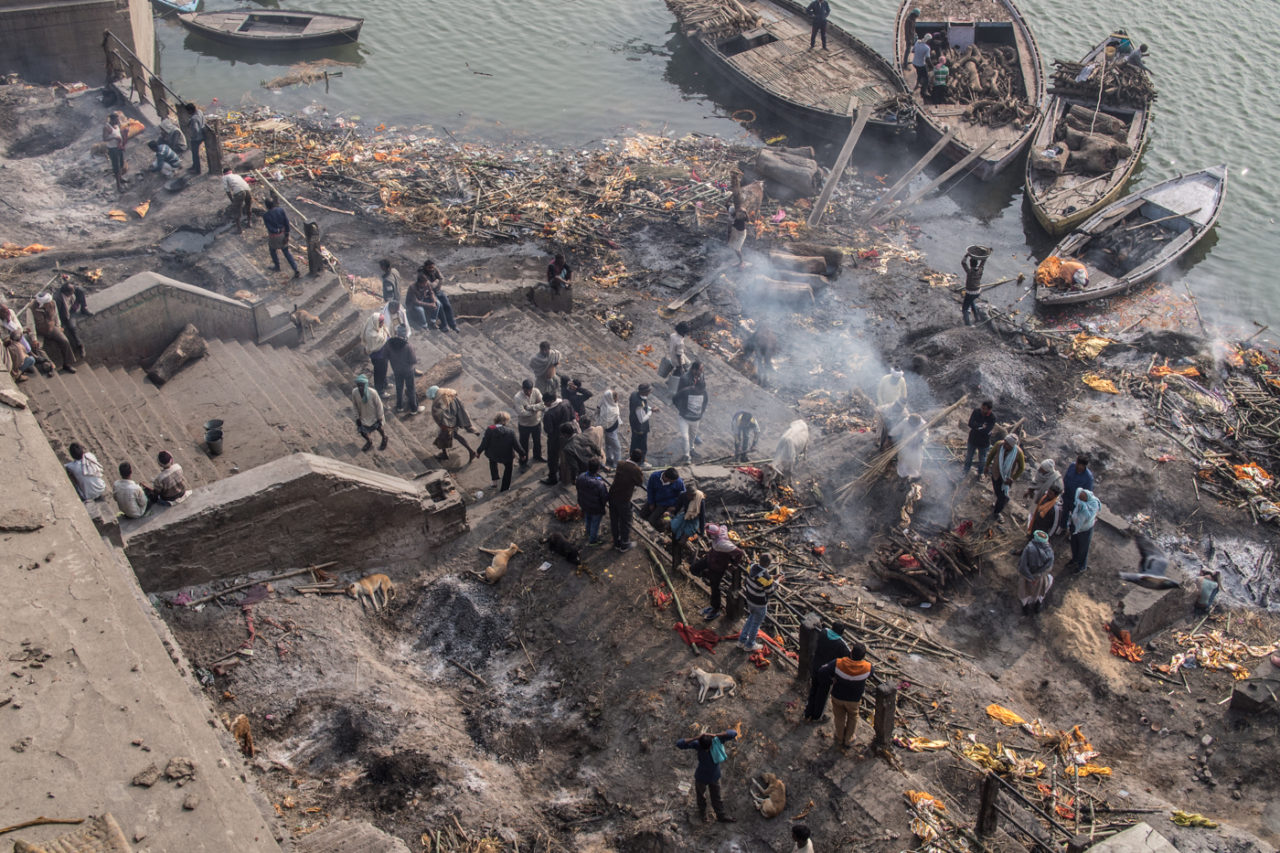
[[643, 467, 684, 527], [675, 729, 738, 824]]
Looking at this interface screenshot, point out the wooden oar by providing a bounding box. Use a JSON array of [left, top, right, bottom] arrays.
[[1121, 207, 1202, 234]]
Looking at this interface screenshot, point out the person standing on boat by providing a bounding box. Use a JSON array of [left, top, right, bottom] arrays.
[[806, 0, 831, 50], [907, 33, 933, 97], [931, 58, 950, 104]]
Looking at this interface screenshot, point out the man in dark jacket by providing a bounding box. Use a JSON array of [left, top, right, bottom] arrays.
[[561, 376, 594, 418], [575, 459, 610, 545], [675, 729, 737, 824], [541, 392, 577, 485], [384, 326, 419, 415], [609, 449, 645, 551], [817, 642, 872, 750], [477, 412, 523, 492], [55, 282, 86, 361], [963, 400, 995, 476], [628, 383, 654, 463], [806, 0, 831, 49], [804, 621, 851, 721], [673, 363, 708, 464], [262, 197, 300, 278], [643, 467, 684, 527]]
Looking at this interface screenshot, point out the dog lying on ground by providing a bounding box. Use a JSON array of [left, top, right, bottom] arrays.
[[291, 304, 320, 340], [475, 543, 521, 583], [544, 532, 581, 566], [751, 773, 786, 818], [348, 573, 395, 613], [690, 666, 736, 703]]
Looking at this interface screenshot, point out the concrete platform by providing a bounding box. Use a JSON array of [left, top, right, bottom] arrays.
[[1090, 822, 1178, 852], [122, 453, 466, 592], [296, 820, 411, 853], [1110, 581, 1195, 643], [0, 374, 282, 852]]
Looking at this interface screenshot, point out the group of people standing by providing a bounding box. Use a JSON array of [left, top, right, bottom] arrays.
[[1, 279, 90, 383]]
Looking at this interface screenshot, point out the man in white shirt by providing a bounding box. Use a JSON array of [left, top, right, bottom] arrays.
[[513, 379, 547, 466], [65, 442, 106, 502], [112, 461, 152, 518], [222, 167, 252, 232]]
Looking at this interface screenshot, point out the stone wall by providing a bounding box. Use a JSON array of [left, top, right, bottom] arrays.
[[122, 453, 467, 592], [77, 271, 261, 366], [0, 0, 138, 84]]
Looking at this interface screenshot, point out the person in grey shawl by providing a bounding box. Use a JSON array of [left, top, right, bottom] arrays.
[[1017, 529, 1054, 616], [529, 341, 561, 399], [1024, 459, 1063, 505]]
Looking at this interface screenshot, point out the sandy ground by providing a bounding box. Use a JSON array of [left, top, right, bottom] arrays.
[[3, 80, 1279, 852]]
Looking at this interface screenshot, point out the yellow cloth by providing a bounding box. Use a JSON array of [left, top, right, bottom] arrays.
[[1066, 763, 1112, 778], [1083, 373, 1120, 394], [986, 704, 1026, 726], [902, 737, 950, 752], [1070, 333, 1113, 360], [1171, 810, 1218, 828]]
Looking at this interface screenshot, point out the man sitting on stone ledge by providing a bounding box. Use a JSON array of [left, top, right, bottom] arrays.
[[152, 450, 191, 504], [64, 442, 106, 502], [113, 461, 154, 519]]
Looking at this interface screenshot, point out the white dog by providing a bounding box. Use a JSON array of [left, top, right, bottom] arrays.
[[690, 666, 737, 703]]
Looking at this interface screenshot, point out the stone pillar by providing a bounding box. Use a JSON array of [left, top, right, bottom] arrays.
[[872, 682, 896, 747], [304, 221, 324, 276], [976, 772, 1001, 838]]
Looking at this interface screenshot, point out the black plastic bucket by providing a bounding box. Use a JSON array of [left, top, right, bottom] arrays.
[[206, 429, 223, 456]]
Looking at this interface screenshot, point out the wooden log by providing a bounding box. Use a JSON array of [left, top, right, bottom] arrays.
[[771, 145, 816, 160], [416, 353, 463, 395], [1066, 104, 1126, 137], [756, 149, 822, 196], [1066, 835, 1092, 853], [768, 252, 828, 274], [755, 277, 814, 303], [785, 242, 844, 272], [203, 118, 224, 174], [147, 323, 206, 386]]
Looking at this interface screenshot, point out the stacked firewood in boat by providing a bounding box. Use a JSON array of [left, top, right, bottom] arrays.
[[1049, 58, 1155, 109], [664, 0, 759, 33], [1034, 104, 1135, 175], [945, 44, 1035, 128]]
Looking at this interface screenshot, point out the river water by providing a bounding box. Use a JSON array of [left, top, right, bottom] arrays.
[[155, 0, 1278, 331]]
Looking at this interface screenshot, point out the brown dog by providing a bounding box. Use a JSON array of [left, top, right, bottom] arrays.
[[476, 543, 521, 584], [347, 573, 395, 613], [291, 304, 320, 340], [751, 772, 786, 818]]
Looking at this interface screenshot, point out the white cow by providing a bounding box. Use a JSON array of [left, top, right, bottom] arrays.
[[764, 419, 809, 489]]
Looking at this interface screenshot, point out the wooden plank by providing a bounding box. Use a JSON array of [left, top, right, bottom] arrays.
[[666, 273, 725, 312], [859, 125, 958, 223], [873, 139, 996, 221], [807, 104, 869, 227]]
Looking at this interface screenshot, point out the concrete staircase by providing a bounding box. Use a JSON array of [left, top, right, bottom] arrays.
[[332, 305, 797, 467], [26, 338, 439, 491]]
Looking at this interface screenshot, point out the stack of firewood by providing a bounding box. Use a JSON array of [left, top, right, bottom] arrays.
[[873, 527, 978, 604]]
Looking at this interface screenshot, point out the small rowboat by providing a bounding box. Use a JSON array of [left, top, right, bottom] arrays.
[[1035, 165, 1227, 308], [666, 0, 915, 137], [893, 0, 1046, 180], [152, 0, 199, 13], [178, 8, 363, 49], [1025, 37, 1154, 236]]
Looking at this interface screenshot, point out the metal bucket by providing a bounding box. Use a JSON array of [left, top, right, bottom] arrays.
[[205, 429, 223, 456], [965, 245, 992, 261], [204, 419, 224, 431]]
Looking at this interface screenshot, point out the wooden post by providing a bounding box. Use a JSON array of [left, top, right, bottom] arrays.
[[876, 140, 996, 221], [304, 221, 324, 276], [725, 566, 743, 622], [872, 682, 897, 746], [1066, 835, 1092, 853], [808, 106, 869, 227], [859, 125, 958, 223], [976, 772, 1001, 838], [149, 76, 170, 118], [796, 612, 822, 688], [204, 119, 224, 175]]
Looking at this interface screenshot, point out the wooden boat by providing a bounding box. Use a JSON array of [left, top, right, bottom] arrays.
[[152, 0, 199, 13], [1035, 165, 1227, 308], [892, 0, 1045, 180], [177, 9, 363, 48], [1025, 38, 1154, 235], [666, 0, 914, 137]]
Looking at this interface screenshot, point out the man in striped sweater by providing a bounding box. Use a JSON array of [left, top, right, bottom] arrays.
[[817, 642, 872, 751], [739, 554, 781, 652]]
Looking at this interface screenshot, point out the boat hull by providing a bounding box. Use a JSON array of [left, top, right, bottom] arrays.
[[892, 0, 1046, 180], [672, 0, 915, 140], [1035, 166, 1227, 307], [1026, 39, 1153, 236], [178, 9, 363, 49]]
